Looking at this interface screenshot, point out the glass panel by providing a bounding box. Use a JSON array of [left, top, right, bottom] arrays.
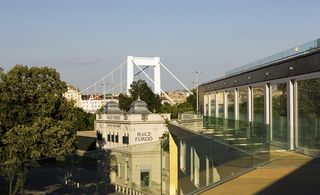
[[227, 91, 235, 120], [226, 38, 320, 76], [297, 79, 320, 150], [210, 94, 216, 117], [172, 116, 270, 194], [253, 86, 264, 123], [239, 88, 248, 122], [217, 92, 224, 118], [271, 83, 288, 144], [140, 171, 150, 187]]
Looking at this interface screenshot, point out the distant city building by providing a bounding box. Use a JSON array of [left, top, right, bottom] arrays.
[[63, 85, 81, 107], [161, 90, 191, 105], [80, 94, 119, 113]]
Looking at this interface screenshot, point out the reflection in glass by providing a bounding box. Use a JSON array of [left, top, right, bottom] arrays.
[[217, 92, 224, 118], [210, 94, 216, 117], [297, 79, 320, 150], [253, 86, 264, 123], [227, 91, 235, 120], [239, 88, 248, 122], [271, 83, 288, 144]]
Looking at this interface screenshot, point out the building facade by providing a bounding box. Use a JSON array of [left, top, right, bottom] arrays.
[[198, 38, 320, 156], [95, 99, 170, 149], [63, 85, 81, 107], [95, 100, 170, 194]]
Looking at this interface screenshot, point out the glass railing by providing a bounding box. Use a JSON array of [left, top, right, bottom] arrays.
[[170, 116, 270, 194], [225, 38, 320, 76], [0, 141, 169, 195]]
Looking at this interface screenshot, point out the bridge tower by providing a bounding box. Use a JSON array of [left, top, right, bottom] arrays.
[[126, 56, 161, 95]]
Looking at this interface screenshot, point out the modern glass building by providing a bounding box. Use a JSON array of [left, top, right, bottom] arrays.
[[168, 38, 320, 194], [199, 38, 320, 155]]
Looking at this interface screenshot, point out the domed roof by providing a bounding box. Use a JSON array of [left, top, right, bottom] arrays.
[[127, 97, 152, 114], [104, 101, 123, 114]]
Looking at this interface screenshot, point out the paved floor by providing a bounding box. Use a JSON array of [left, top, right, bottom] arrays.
[[201, 151, 320, 195]]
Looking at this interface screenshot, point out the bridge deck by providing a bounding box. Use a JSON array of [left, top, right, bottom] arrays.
[[200, 151, 320, 195]]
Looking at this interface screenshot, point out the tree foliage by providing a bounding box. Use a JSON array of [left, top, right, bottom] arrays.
[[119, 80, 162, 112], [186, 89, 197, 111], [160, 102, 194, 118], [0, 65, 89, 194]]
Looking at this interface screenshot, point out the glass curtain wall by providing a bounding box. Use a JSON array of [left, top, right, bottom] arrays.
[[210, 93, 216, 117], [227, 91, 235, 120], [227, 90, 235, 130], [217, 92, 225, 130], [271, 83, 288, 145], [239, 88, 248, 122], [217, 92, 224, 118], [297, 78, 320, 150], [253, 86, 265, 124], [238, 88, 248, 135]]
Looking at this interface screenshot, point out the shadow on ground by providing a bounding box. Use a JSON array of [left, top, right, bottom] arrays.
[[256, 156, 320, 195]]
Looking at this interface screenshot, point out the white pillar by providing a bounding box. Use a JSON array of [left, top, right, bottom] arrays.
[[208, 94, 212, 117], [204, 94, 208, 116], [248, 86, 252, 122], [215, 92, 219, 117], [288, 79, 295, 150], [127, 56, 134, 95], [265, 84, 270, 125], [234, 88, 239, 120], [224, 91, 228, 119]]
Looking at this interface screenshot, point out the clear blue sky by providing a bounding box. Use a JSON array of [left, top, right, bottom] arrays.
[[1, 0, 320, 91]]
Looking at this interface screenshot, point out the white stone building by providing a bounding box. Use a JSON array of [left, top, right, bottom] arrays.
[[81, 95, 119, 113], [95, 99, 170, 194], [95, 99, 170, 149], [63, 85, 81, 107]]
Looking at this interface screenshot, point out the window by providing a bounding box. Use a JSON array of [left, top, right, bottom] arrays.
[[123, 134, 129, 144], [180, 141, 186, 173], [210, 93, 216, 117], [115, 133, 119, 143], [253, 86, 265, 123], [217, 91, 224, 118], [271, 83, 288, 144], [111, 134, 115, 142], [297, 78, 320, 150], [190, 147, 200, 188], [140, 171, 150, 187], [96, 131, 103, 141], [227, 90, 235, 120], [107, 134, 111, 142], [239, 88, 248, 122]]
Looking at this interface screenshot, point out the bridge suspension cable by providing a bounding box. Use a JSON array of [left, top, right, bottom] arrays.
[[80, 56, 194, 105], [79, 60, 127, 94]]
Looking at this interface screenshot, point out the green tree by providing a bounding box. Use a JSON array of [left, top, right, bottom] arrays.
[[0, 65, 82, 194], [186, 89, 197, 111], [118, 93, 134, 111], [119, 80, 162, 112], [159, 101, 194, 118]]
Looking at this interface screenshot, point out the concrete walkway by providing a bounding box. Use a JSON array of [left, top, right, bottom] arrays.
[[201, 151, 320, 195]]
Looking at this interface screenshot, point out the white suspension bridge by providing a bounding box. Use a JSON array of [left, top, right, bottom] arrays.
[[80, 56, 193, 104]]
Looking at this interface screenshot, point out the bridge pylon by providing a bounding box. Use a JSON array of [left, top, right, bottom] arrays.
[[127, 56, 161, 95]]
